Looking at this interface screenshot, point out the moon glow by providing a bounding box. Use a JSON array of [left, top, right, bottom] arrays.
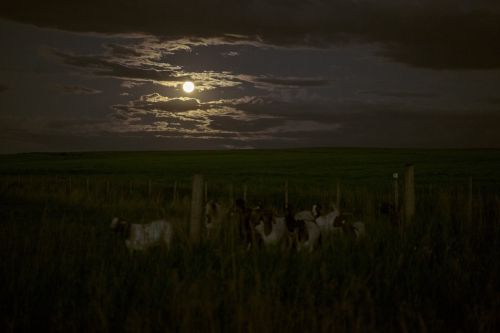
[[182, 81, 195, 93]]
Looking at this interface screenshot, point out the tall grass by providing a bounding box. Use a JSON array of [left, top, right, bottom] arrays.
[[1, 152, 500, 332]]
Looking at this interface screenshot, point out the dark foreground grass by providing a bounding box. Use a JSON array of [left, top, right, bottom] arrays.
[[1, 148, 499, 332]]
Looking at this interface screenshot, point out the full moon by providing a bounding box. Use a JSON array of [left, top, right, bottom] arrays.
[[182, 81, 195, 93]]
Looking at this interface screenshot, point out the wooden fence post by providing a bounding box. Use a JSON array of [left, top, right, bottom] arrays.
[[404, 164, 415, 223], [173, 181, 178, 202], [336, 180, 341, 210], [285, 180, 289, 208], [393, 173, 399, 211], [229, 184, 234, 205], [467, 177, 473, 224], [190, 174, 204, 244], [204, 181, 208, 202]]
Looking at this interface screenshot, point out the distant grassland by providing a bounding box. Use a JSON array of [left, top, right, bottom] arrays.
[[1, 148, 500, 206], [2, 148, 500, 185], [1, 148, 499, 332]]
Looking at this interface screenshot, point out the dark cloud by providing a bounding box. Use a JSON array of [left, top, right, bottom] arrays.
[[3, 1, 500, 69], [228, 98, 337, 123], [0, 123, 259, 152], [55, 84, 101, 95], [484, 97, 500, 105], [259, 107, 500, 148], [45, 119, 109, 131], [105, 43, 143, 58], [359, 90, 438, 99], [221, 96, 500, 147], [209, 116, 285, 133], [255, 76, 331, 87], [339, 108, 500, 148]]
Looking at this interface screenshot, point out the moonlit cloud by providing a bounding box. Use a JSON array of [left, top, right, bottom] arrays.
[[52, 49, 186, 83], [52, 41, 336, 94], [121, 81, 145, 89], [108, 91, 346, 143], [52, 46, 243, 92], [222, 51, 239, 57]]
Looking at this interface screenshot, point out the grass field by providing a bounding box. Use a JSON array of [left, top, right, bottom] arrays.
[[1, 148, 499, 332]]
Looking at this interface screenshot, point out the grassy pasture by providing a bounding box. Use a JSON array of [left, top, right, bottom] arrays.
[[1, 148, 499, 332]]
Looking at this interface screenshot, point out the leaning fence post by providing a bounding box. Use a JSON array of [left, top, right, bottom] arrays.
[[404, 164, 415, 223], [190, 174, 204, 244]]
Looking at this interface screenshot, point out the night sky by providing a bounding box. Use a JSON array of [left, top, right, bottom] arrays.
[[1, 1, 500, 153]]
